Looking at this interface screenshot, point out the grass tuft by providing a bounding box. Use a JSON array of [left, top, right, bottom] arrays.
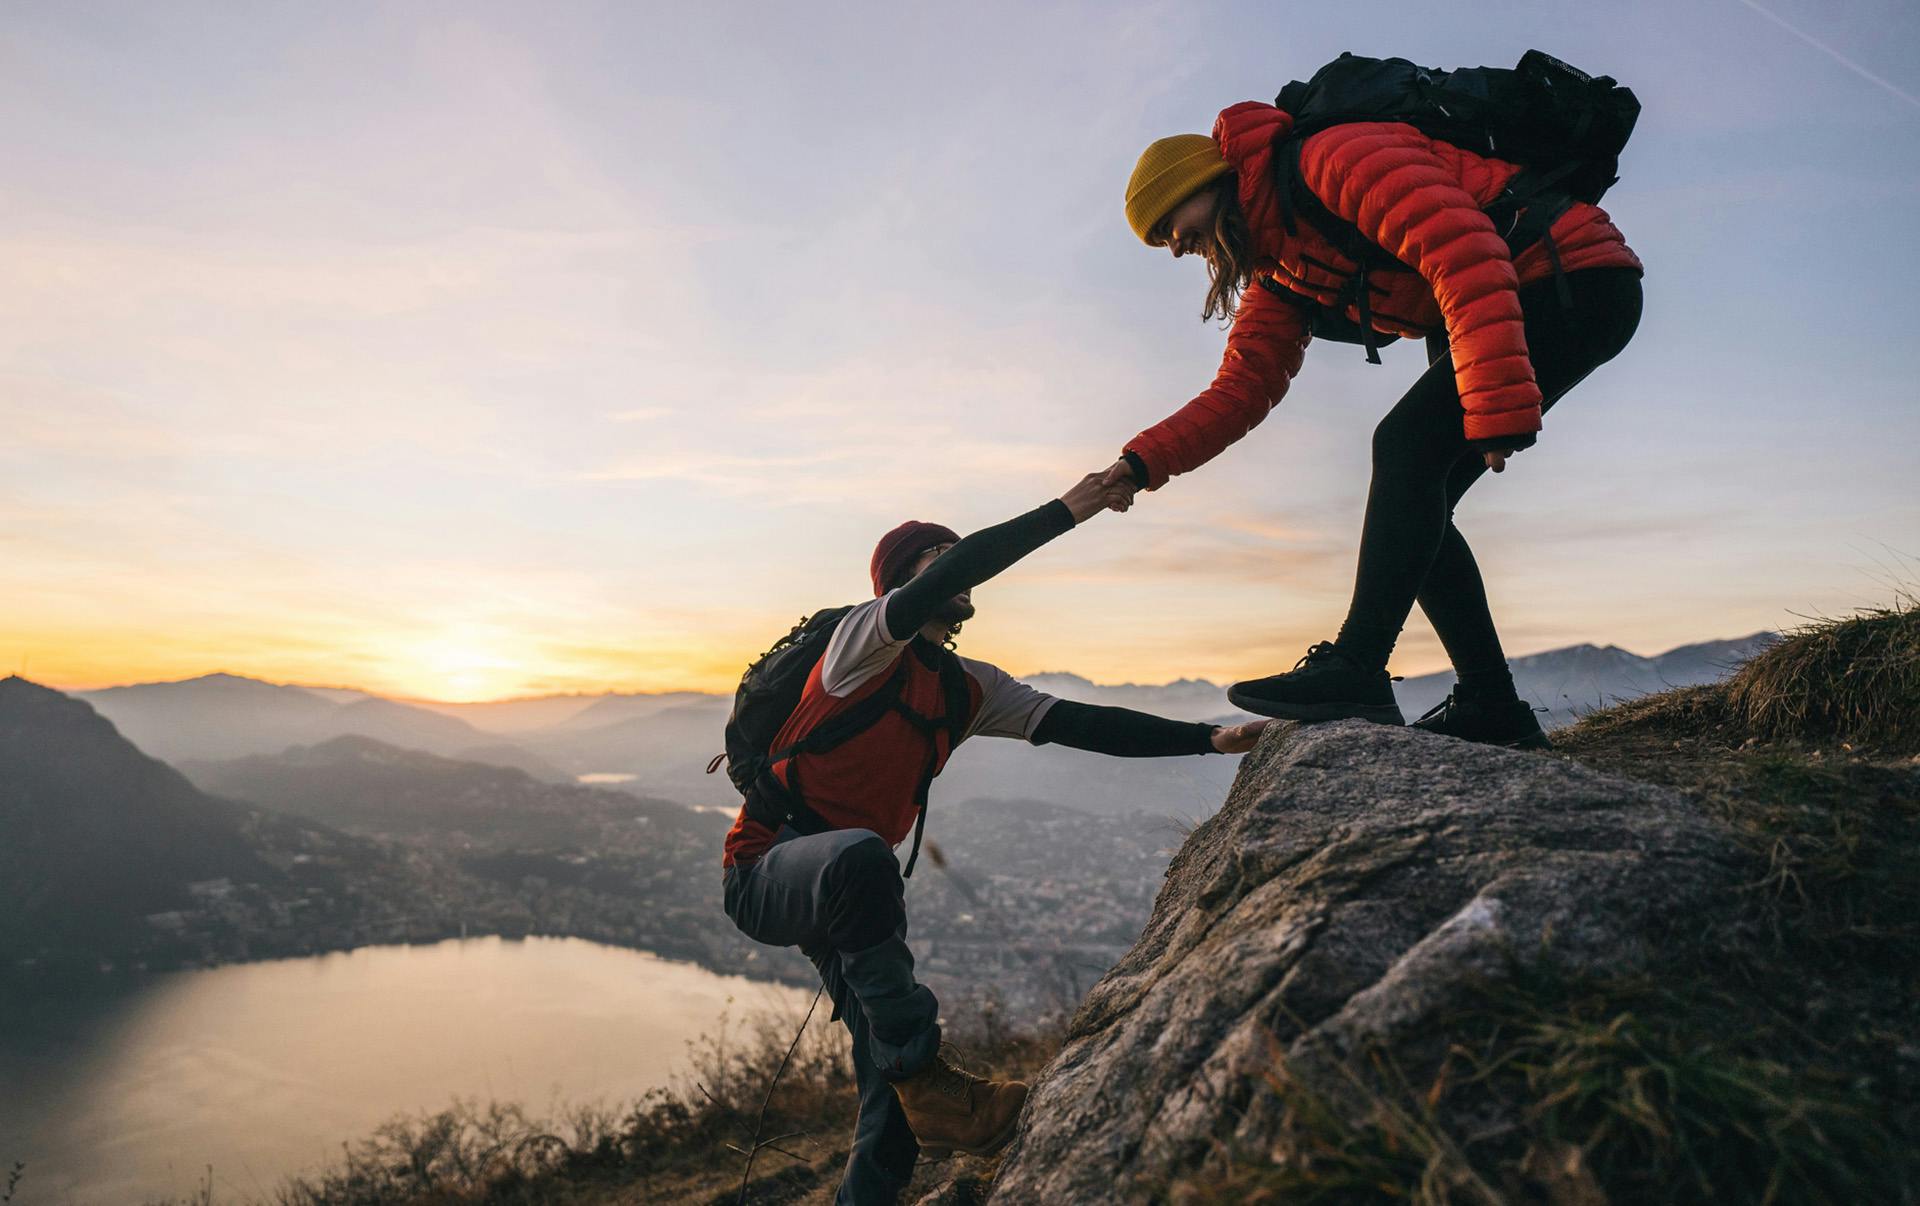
[[1573, 597, 1920, 756], [1723, 598, 1920, 751]]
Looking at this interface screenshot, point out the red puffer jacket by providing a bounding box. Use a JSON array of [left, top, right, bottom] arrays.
[[1124, 101, 1643, 489]]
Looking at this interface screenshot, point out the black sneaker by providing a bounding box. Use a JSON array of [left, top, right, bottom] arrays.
[[1227, 641, 1405, 724], [1411, 693, 1552, 750]]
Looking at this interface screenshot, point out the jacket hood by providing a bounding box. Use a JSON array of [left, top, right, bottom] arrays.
[[1212, 102, 1295, 262], [1212, 100, 1293, 162]]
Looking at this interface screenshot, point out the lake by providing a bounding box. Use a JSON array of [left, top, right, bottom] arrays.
[[0, 937, 811, 1203]]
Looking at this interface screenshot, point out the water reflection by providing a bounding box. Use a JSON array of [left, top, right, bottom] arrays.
[[0, 937, 808, 1203]]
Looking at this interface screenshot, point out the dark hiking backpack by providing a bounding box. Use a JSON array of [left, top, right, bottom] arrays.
[[705, 607, 969, 877], [1262, 49, 1640, 363]]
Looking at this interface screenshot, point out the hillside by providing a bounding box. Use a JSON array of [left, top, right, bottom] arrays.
[[182, 735, 704, 848], [0, 678, 421, 976], [0, 676, 275, 956]]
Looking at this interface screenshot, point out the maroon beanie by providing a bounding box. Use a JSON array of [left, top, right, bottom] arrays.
[[870, 520, 960, 596]]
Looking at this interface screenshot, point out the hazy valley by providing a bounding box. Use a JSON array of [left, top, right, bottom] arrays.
[[5, 628, 1774, 1011]]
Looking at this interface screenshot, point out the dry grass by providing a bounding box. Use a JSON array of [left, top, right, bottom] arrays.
[[1175, 969, 1908, 1206], [244, 1002, 1056, 1206], [1723, 599, 1920, 751]]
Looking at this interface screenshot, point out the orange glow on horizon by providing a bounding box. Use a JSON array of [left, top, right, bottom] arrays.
[[11, 612, 1471, 703], [8, 621, 746, 703]]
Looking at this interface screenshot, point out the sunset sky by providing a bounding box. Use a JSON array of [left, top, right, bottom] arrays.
[[5, 1, 1917, 701]]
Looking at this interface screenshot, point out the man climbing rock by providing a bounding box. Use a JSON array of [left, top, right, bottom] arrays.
[[720, 472, 1266, 1204]]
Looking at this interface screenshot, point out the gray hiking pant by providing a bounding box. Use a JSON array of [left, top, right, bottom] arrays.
[[723, 827, 941, 1206]]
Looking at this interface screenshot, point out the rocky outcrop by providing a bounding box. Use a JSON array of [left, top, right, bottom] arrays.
[[981, 720, 1749, 1204]]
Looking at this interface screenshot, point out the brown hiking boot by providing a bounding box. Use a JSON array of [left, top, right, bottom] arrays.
[[892, 1047, 1028, 1158]]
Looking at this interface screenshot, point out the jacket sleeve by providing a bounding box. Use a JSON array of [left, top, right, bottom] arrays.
[[1121, 279, 1310, 490], [1299, 123, 1543, 441]]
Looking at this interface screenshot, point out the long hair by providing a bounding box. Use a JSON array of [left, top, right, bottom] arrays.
[[1197, 174, 1255, 325]]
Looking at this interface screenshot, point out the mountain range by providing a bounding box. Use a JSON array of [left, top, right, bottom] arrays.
[[70, 632, 1775, 817]]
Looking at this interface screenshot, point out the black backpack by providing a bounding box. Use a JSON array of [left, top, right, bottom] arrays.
[[1262, 50, 1640, 363], [705, 607, 969, 877]]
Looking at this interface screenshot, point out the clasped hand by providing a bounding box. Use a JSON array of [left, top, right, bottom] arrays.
[[1060, 461, 1142, 522]]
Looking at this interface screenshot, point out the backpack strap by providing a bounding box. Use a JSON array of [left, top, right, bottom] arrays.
[[740, 656, 913, 838], [774, 655, 912, 762], [1273, 134, 1585, 346], [742, 759, 833, 837], [740, 649, 971, 879], [1484, 164, 1580, 309], [898, 651, 971, 879], [1273, 137, 1405, 365]]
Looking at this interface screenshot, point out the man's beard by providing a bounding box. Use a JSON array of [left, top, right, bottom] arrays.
[[932, 594, 975, 627]]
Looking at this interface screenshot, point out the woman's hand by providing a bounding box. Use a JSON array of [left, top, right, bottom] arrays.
[[1061, 472, 1120, 523], [1099, 459, 1140, 512], [1480, 439, 1533, 473], [1211, 718, 1271, 753]]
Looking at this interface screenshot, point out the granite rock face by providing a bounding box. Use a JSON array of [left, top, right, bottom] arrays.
[[984, 720, 1748, 1204]]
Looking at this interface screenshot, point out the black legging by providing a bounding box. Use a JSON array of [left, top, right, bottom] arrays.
[[1337, 267, 1644, 683]]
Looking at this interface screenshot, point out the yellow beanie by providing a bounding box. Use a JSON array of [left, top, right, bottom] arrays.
[[1125, 134, 1230, 244]]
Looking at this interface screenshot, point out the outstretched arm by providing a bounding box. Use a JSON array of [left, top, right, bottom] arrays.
[[882, 475, 1114, 640], [1117, 281, 1312, 491], [1030, 701, 1267, 756]]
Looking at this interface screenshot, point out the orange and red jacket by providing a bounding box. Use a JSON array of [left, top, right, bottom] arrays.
[[1124, 102, 1644, 489]]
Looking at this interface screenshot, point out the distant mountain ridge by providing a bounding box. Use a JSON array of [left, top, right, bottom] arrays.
[[67, 631, 1776, 817], [79, 673, 556, 773], [182, 735, 707, 847], [1393, 632, 1776, 728]]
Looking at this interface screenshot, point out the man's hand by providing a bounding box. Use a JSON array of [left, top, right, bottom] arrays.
[[1099, 459, 1140, 513], [1060, 472, 1119, 523], [1210, 718, 1270, 753]]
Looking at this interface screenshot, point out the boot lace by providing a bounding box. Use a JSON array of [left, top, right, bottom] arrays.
[[1416, 693, 1457, 725], [1293, 641, 1345, 671], [930, 1044, 988, 1101]]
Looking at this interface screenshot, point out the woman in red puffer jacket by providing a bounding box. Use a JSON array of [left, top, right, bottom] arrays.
[[1102, 100, 1644, 750]]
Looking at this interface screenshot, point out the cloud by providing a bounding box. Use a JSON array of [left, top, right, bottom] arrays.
[[1025, 536, 1346, 587], [575, 448, 858, 488], [0, 374, 188, 459], [574, 431, 1100, 502]]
